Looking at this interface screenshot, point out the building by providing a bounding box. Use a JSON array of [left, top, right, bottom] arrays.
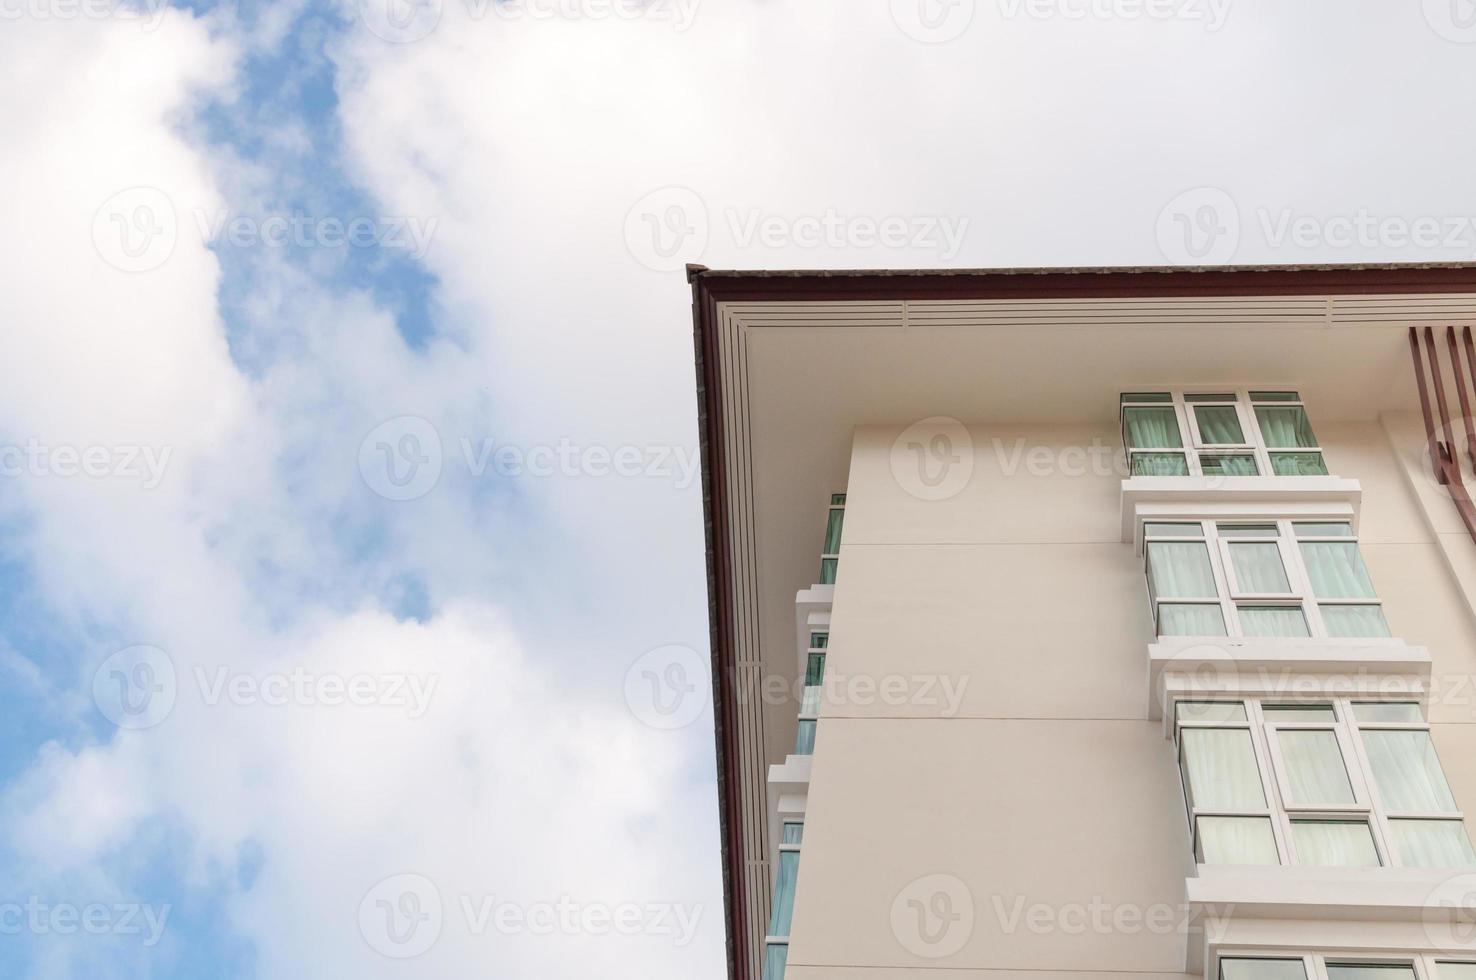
[[689, 264, 1476, 980]]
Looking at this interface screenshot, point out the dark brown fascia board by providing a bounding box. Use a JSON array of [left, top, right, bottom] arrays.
[[687, 260, 1476, 980]]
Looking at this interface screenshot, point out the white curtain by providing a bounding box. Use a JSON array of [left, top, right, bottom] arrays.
[[1270, 452, 1328, 476], [1198, 816, 1278, 865], [794, 720, 816, 755], [1159, 604, 1226, 636], [1124, 406, 1182, 449], [1255, 406, 1317, 447], [1320, 604, 1390, 638], [1230, 543, 1291, 593], [1181, 729, 1266, 809], [1278, 731, 1355, 805], [1362, 730, 1457, 811], [1195, 406, 1245, 444], [1203, 455, 1259, 476], [1299, 542, 1376, 598], [1291, 820, 1380, 866], [1389, 819, 1476, 868], [1133, 452, 1189, 476], [1325, 966, 1418, 980], [1239, 606, 1308, 637], [768, 851, 799, 936], [1148, 542, 1218, 598]]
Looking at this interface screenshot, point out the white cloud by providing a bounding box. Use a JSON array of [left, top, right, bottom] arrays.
[[0, 10, 721, 979]]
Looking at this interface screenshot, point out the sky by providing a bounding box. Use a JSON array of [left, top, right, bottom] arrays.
[[2, 0, 1476, 977]]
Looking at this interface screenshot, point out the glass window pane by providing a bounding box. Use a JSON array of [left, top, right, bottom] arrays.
[[763, 943, 788, 980], [1196, 406, 1247, 444], [1177, 701, 1248, 723], [1438, 967, 1476, 980], [1299, 542, 1377, 598], [795, 720, 816, 755], [1239, 606, 1309, 637], [830, 493, 846, 505], [1124, 407, 1184, 449], [1147, 542, 1219, 598], [1261, 704, 1336, 722], [1278, 730, 1356, 805], [800, 685, 821, 716], [768, 850, 799, 936], [805, 653, 826, 687], [1391, 820, 1476, 868], [1145, 522, 1203, 537], [1201, 454, 1259, 476], [1132, 452, 1190, 476], [1250, 391, 1302, 402], [819, 558, 838, 585], [1221, 959, 1309, 980], [1197, 816, 1279, 865], [1185, 393, 1238, 403], [1180, 728, 1267, 809], [1320, 604, 1391, 638], [1158, 603, 1227, 636], [781, 822, 804, 845], [1121, 392, 1173, 404], [823, 509, 844, 553], [808, 632, 828, 649], [1352, 702, 1423, 724], [1293, 522, 1354, 538], [1291, 820, 1380, 867], [1218, 524, 1279, 537], [1256, 405, 1318, 447], [1362, 730, 1458, 811], [1271, 452, 1330, 475], [1326, 967, 1416, 980], [1230, 542, 1292, 593]]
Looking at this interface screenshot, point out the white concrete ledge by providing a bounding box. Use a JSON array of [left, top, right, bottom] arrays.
[[1187, 864, 1475, 922], [1148, 637, 1431, 722], [1122, 475, 1363, 543]]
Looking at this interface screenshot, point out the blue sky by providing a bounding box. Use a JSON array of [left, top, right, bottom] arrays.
[[4, 0, 1476, 977]]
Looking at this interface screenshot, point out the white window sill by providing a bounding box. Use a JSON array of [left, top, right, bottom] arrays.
[[1121, 475, 1363, 543]]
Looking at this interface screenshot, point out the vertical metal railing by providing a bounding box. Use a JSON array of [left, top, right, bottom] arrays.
[[1409, 326, 1476, 542]]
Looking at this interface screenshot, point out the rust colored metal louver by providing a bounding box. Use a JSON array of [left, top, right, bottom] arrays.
[[1409, 325, 1476, 541]]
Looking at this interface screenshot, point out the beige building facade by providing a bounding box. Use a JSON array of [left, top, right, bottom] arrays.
[[690, 265, 1476, 980]]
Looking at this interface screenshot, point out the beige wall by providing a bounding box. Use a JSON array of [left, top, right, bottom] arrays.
[[784, 417, 1476, 978]]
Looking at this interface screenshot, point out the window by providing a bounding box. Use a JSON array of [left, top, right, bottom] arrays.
[[1121, 390, 1329, 477], [764, 821, 803, 980], [1354, 707, 1476, 868], [1176, 702, 1278, 865], [1143, 521, 1389, 639], [795, 632, 825, 756], [1221, 957, 1465, 980], [1173, 698, 1476, 867], [819, 494, 845, 585]]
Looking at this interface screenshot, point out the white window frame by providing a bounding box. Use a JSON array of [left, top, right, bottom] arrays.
[[1144, 519, 1386, 640], [1121, 389, 1327, 477], [1215, 951, 1476, 980], [819, 493, 845, 585], [764, 825, 803, 965], [1174, 697, 1475, 869]]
